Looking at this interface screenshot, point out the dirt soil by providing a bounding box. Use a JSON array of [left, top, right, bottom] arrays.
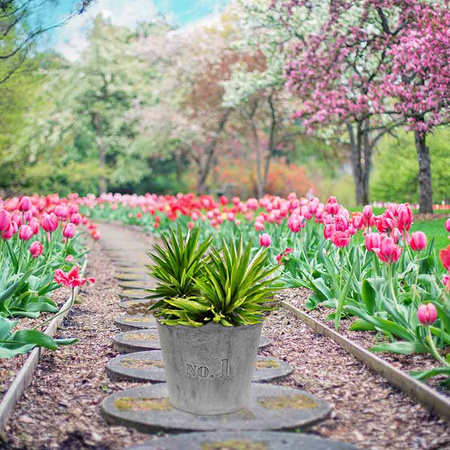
[[1, 226, 450, 450], [281, 287, 449, 396]]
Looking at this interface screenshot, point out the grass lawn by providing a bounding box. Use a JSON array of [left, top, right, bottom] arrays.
[[411, 218, 449, 253]]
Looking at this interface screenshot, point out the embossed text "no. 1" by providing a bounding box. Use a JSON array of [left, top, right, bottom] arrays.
[[185, 358, 230, 379]]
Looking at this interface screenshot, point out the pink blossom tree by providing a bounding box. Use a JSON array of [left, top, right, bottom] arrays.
[[276, 0, 450, 211], [376, 2, 450, 213]]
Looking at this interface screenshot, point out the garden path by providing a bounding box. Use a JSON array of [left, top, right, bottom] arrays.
[[3, 223, 449, 449]]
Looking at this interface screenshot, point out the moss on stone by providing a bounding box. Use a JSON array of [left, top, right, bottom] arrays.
[[255, 360, 280, 369], [122, 316, 155, 323], [115, 397, 170, 411], [202, 440, 268, 450], [259, 394, 317, 410], [120, 358, 165, 369], [123, 333, 158, 341]]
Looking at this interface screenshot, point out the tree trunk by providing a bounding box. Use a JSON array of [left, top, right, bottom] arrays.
[[196, 110, 230, 195], [92, 113, 108, 194], [347, 122, 369, 205], [414, 130, 433, 214], [261, 94, 277, 197]]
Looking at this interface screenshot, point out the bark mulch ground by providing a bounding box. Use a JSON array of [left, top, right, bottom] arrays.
[[1, 226, 449, 449], [281, 287, 449, 397]]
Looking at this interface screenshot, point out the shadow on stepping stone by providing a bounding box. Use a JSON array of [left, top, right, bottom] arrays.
[[117, 267, 148, 274], [115, 273, 149, 282], [113, 331, 270, 354], [115, 315, 157, 332], [128, 431, 358, 450], [119, 290, 149, 300], [101, 384, 331, 433], [119, 300, 153, 310], [106, 351, 293, 384], [117, 281, 149, 290]]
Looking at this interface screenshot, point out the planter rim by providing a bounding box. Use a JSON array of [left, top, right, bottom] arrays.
[[156, 319, 264, 330]]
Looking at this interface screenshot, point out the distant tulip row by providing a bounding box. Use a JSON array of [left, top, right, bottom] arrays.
[[85, 191, 450, 384]]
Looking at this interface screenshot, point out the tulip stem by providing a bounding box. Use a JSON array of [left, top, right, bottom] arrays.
[[426, 327, 450, 367], [388, 264, 400, 312], [33, 287, 75, 331]]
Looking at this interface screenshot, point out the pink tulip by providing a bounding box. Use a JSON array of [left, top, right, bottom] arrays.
[[397, 205, 413, 232], [0, 210, 11, 233], [2, 222, 17, 240], [442, 274, 450, 291], [254, 221, 265, 232], [445, 218, 450, 233], [18, 196, 32, 212], [323, 224, 336, 240], [365, 233, 382, 252], [29, 241, 43, 258], [70, 213, 83, 225], [66, 255, 74, 263], [373, 236, 402, 263], [19, 225, 33, 241], [54, 266, 95, 288], [288, 215, 304, 233], [409, 232, 427, 251], [417, 303, 437, 326], [29, 219, 40, 235], [63, 223, 76, 239], [259, 233, 272, 247], [362, 205, 373, 221], [42, 213, 58, 232], [227, 212, 235, 222], [330, 231, 350, 247]]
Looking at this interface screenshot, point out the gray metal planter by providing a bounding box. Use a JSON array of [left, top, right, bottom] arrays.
[[157, 320, 263, 415]]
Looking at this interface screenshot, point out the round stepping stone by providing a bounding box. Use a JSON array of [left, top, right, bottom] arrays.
[[101, 383, 331, 433], [115, 315, 157, 332], [113, 330, 161, 353], [119, 290, 149, 300], [129, 431, 358, 450], [113, 331, 270, 353], [106, 351, 293, 384], [117, 281, 149, 290], [114, 261, 139, 269], [259, 335, 270, 349]]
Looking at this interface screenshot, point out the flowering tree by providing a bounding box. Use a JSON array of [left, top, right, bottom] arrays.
[[377, 2, 450, 213], [222, 0, 321, 198], [277, 0, 450, 212]]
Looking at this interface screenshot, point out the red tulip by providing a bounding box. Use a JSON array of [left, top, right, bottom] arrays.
[[323, 224, 336, 240], [417, 303, 437, 326], [18, 196, 32, 212], [276, 248, 293, 264], [409, 232, 427, 251], [330, 231, 350, 247], [0, 210, 11, 233], [29, 241, 43, 258], [19, 225, 33, 241], [63, 223, 76, 239], [259, 233, 272, 247], [42, 213, 58, 232], [440, 245, 450, 271], [54, 266, 95, 288], [91, 230, 100, 240]]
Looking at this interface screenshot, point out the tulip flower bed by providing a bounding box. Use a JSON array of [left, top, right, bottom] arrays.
[[84, 192, 450, 390], [0, 194, 99, 359]]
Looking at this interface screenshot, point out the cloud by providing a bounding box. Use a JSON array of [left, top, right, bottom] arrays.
[[52, 0, 159, 61]]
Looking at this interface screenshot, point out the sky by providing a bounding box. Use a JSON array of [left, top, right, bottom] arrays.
[[42, 0, 227, 61]]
